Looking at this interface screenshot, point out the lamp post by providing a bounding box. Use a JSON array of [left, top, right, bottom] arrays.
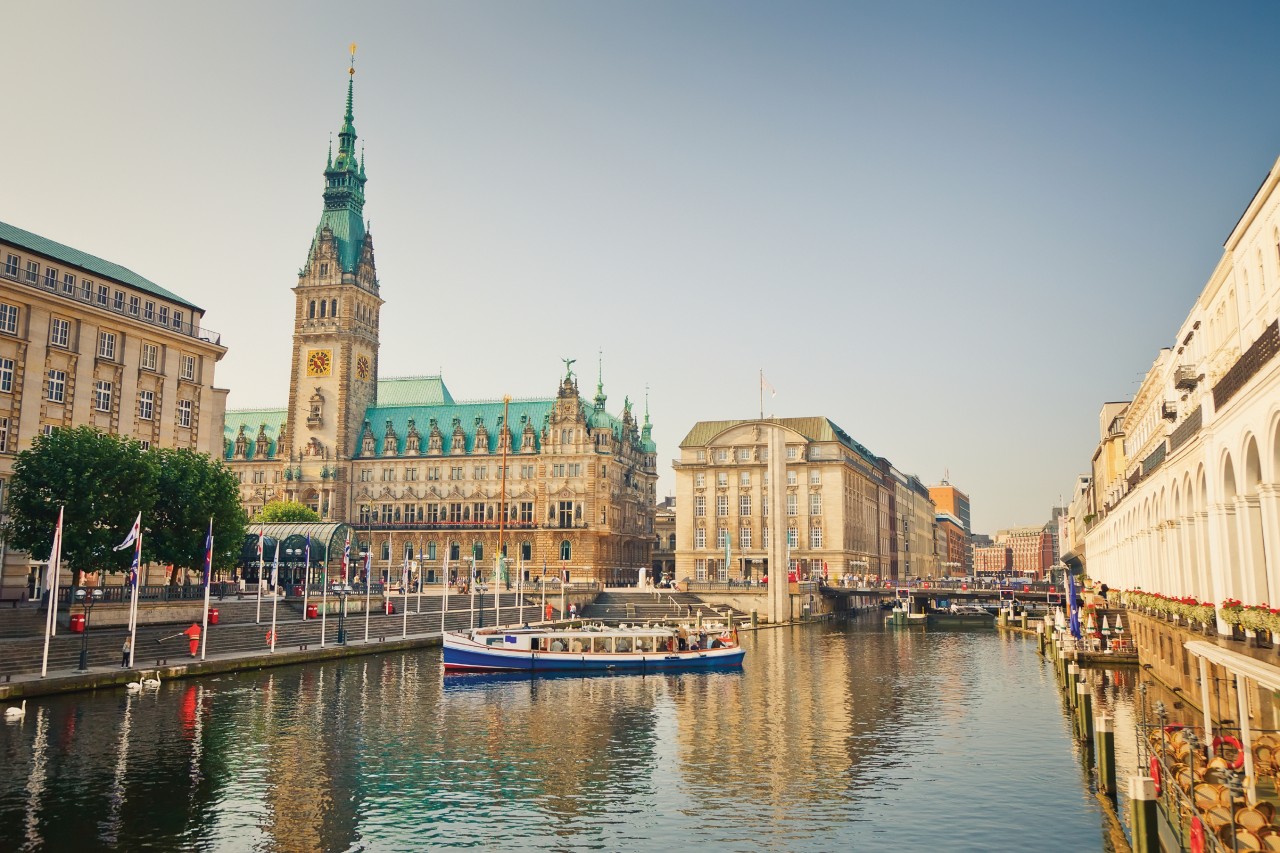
[[334, 582, 352, 645], [74, 587, 104, 671]]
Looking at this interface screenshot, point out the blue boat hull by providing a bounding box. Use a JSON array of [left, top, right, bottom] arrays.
[[442, 642, 745, 673]]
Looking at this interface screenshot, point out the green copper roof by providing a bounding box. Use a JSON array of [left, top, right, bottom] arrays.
[[314, 67, 368, 273], [223, 408, 288, 461], [0, 220, 201, 311], [375, 376, 454, 406], [360, 399, 557, 456], [680, 417, 880, 467]]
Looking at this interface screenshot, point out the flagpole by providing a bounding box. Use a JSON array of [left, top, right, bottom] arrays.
[[494, 556, 501, 628], [760, 368, 764, 420], [470, 556, 476, 630], [128, 528, 141, 668], [363, 551, 372, 643], [256, 527, 264, 624], [301, 538, 310, 621], [200, 518, 213, 661], [270, 541, 280, 653], [320, 547, 328, 648], [39, 507, 63, 678], [49, 511, 59, 638], [541, 560, 546, 620], [441, 551, 450, 636], [401, 554, 409, 639]]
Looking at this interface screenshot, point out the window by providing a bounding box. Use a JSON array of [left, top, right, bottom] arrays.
[[738, 448, 750, 461], [568, 463, 581, 477], [97, 284, 109, 306], [716, 494, 728, 516], [552, 463, 565, 478], [695, 450, 706, 462], [472, 466, 487, 480], [173, 310, 183, 330], [716, 449, 728, 461], [138, 390, 154, 420], [49, 318, 69, 347], [158, 306, 168, 326], [382, 468, 396, 481], [94, 380, 112, 412], [43, 267, 58, 289], [740, 472, 751, 487], [0, 358, 11, 393], [520, 464, 535, 479], [80, 281, 92, 301], [46, 369, 66, 402], [360, 468, 373, 482], [320, 262, 329, 276], [25, 261, 38, 283], [144, 301, 155, 321], [41, 424, 54, 437], [810, 470, 820, 485], [763, 527, 770, 548], [180, 354, 195, 381], [113, 291, 124, 311], [694, 495, 706, 517], [0, 418, 8, 452], [787, 527, 798, 548], [740, 494, 751, 516], [140, 439, 150, 451], [449, 466, 463, 480], [427, 466, 441, 481], [177, 399, 192, 428], [716, 472, 728, 487], [787, 494, 798, 516], [787, 470, 798, 486], [717, 527, 728, 548], [696, 558, 706, 581], [810, 493, 822, 515], [0, 303, 18, 335], [740, 526, 752, 548], [62, 273, 75, 294], [141, 343, 158, 371], [694, 528, 706, 549], [519, 501, 534, 523], [3, 255, 16, 276], [406, 467, 418, 481], [695, 472, 705, 488], [810, 526, 823, 548], [98, 331, 116, 360], [128, 295, 140, 316]]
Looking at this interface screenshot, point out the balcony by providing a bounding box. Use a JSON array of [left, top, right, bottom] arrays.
[[0, 265, 222, 346], [1161, 401, 1177, 420], [1213, 319, 1280, 412], [1174, 365, 1199, 391]]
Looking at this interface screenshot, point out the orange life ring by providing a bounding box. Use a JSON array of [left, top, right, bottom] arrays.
[[1212, 735, 1245, 769], [1150, 755, 1162, 795]]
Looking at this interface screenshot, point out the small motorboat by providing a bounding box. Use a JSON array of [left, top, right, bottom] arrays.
[[442, 624, 745, 673]]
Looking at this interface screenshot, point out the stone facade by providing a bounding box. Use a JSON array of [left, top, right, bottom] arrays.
[[222, 64, 657, 587], [0, 221, 227, 599]]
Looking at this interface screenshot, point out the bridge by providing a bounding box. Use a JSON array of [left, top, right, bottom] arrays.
[[820, 584, 1066, 605]]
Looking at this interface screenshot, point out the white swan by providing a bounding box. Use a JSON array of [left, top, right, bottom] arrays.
[[125, 680, 143, 692], [141, 675, 161, 688], [4, 700, 26, 721]]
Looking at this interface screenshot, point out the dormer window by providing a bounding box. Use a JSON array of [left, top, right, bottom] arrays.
[[320, 263, 329, 276]]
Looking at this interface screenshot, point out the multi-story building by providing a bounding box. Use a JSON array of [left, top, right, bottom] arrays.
[[935, 513, 967, 576], [929, 480, 972, 572], [883, 465, 938, 581], [651, 496, 676, 583], [1081, 149, 1280, 617], [674, 417, 893, 583], [222, 61, 657, 586], [974, 544, 1012, 576], [0, 221, 227, 598], [995, 526, 1055, 579]]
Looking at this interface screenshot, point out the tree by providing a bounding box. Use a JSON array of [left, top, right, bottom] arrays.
[[4, 426, 158, 588], [257, 500, 320, 524], [149, 448, 247, 585]]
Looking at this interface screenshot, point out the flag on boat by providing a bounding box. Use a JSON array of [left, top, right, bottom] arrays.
[[202, 519, 214, 587]]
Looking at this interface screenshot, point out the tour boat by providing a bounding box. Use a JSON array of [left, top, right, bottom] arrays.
[[442, 624, 746, 673]]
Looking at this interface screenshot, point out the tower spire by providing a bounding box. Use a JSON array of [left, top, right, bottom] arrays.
[[593, 349, 607, 410], [313, 44, 368, 274]]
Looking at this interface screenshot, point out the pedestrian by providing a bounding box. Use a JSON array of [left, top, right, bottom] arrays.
[[182, 622, 202, 658], [569, 602, 578, 620], [121, 636, 131, 668]]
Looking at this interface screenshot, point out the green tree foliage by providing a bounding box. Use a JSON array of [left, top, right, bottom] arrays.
[[4, 426, 157, 587], [150, 448, 247, 585], [257, 500, 320, 524]]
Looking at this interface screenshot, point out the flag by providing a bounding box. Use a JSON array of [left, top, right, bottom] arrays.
[[257, 529, 265, 562], [114, 513, 141, 551], [1066, 572, 1081, 639], [342, 531, 351, 581], [723, 531, 731, 575], [202, 519, 214, 587], [114, 513, 143, 588], [761, 372, 776, 398], [47, 508, 63, 593], [304, 535, 311, 573], [363, 549, 372, 583], [271, 541, 280, 589]]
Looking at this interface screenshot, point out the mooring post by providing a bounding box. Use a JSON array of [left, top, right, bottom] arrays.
[[1129, 776, 1160, 853], [1076, 681, 1093, 742], [1095, 716, 1116, 796], [1019, 611, 1028, 630], [1066, 663, 1079, 706]]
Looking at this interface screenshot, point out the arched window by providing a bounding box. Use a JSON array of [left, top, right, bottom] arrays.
[[560, 539, 572, 561], [404, 541, 414, 562], [473, 541, 484, 562], [668, 533, 676, 549], [427, 541, 437, 561], [319, 300, 327, 318], [449, 541, 460, 561], [308, 300, 316, 319], [520, 541, 532, 561], [331, 299, 338, 318], [380, 540, 390, 561]]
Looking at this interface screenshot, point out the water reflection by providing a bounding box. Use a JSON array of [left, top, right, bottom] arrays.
[[0, 622, 1120, 851]]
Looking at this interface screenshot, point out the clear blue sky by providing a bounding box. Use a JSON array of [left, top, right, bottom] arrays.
[[6, 2, 1280, 533]]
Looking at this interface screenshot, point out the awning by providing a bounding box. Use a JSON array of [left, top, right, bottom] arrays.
[[1183, 639, 1280, 692], [239, 522, 355, 567]]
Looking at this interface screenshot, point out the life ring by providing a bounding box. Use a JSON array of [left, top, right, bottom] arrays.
[[1150, 755, 1162, 795], [1212, 735, 1245, 769], [1189, 816, 1205, 853]]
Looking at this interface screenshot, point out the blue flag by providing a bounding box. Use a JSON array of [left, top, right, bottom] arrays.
[[1066, 572, 1082, 639], [202, 519, 213, 587]]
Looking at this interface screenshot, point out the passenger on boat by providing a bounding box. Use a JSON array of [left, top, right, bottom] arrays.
[[710, 637, 723, 649], [550, 638, 566, 652], [689, 638, 700, 651], [616, 638, 631, 653]]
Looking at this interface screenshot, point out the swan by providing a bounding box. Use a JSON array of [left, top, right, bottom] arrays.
[[125, 680, 143, 692], [141, 675, 161, 688], [4, 700, 26, 721]]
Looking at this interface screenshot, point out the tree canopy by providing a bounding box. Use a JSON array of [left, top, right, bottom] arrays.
[[3, 427, 245, 586], [257, 500, 321, 524]]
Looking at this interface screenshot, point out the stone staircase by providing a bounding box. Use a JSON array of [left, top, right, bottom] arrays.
[[0, 593, 555, 679], [580, 591, 747, 624]]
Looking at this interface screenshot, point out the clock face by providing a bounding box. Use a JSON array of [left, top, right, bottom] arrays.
[[356, 355, 371, 381], [306, 349, 332, 377]]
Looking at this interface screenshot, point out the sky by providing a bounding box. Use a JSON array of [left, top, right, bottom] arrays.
[[6, 1, 1280, 533]]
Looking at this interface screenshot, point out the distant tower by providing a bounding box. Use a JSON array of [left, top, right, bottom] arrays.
[[283, 45, 382, 472]]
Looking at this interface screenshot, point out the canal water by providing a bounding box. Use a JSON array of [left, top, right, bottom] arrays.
[[0, 621, 1133, 852]]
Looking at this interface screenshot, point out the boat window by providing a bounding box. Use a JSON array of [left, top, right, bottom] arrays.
[[615, 637, 632, 653], [549, 638, 567, 652], [634, 637, 649, 652], [592, 637, 612, 654], [569, 639, 585, 653]]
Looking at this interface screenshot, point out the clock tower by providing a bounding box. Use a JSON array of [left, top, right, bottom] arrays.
[[282, 48, 381, 508]]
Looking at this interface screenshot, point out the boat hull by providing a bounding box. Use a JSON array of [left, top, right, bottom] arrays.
[[442, 634, 745, 673]]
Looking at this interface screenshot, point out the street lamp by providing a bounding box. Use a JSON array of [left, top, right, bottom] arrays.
[[74, 587, 104, 671], [333, 582, 353, 645]]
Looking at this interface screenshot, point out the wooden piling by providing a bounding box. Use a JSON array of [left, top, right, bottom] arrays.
[[1095, 716, 1116, 796], [1129, 776, 1159, 853], [1076, 681, 1093, 742]]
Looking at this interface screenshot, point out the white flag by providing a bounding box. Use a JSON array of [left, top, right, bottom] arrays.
[[761, 373, 776, 398]]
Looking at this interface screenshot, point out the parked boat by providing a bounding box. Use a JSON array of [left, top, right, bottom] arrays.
[[442, 624, 746, 673]]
